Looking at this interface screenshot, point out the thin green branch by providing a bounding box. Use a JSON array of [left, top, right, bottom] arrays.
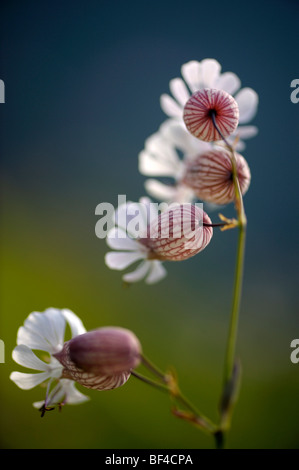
[[211, 111, 247, 444], [222, 226, 246, 389], [140, 354, 166, 381], [132, 365, 218, 435], [131, 370, 169, 393]]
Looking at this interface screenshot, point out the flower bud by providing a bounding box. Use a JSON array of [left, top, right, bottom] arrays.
[[54, 327, 142, 390], [61, 357, 131, 391], [183, 88, 239, 142], [140, 204, 213, 261], [183, 148, 251, 205]]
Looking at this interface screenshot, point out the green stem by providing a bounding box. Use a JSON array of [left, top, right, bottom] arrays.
[[223, 223, 246, 387], [210, 112, 247, 444], [141, 354, 166, 381], [173, 388, 217, 433], [132, 365, 217, 434], [221, 142, 247, 432], [131, 370, 169, 393], [141, 356, 210, 423]]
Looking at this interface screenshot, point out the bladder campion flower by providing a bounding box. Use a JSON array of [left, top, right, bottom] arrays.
[[182, 148, 251, 205], [105, 197, 168, 284], [10, 309, 142, 414], [54, 327, 142, 377], [10, 308, 89, 410], [183, 88, 239, 142], [139, 203, 213, 261], [160, 58, 258, 150], [105, 197, 213, 282]]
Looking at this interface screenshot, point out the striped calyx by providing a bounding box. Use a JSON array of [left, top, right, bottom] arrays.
[[140, 204, 213, 261], [183, 88, 239, 142], [183, 148, 251, 205], [54, 327, 142, 391]]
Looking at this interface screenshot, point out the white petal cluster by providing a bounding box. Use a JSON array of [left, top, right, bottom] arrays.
[[10, 308, 89, 409], [139, 59, 258, 206], [139, 120, 213, 204], [160, 59, 258, 150], [105, 197, 167, 284]]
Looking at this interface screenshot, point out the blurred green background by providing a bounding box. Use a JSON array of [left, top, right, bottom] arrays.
[[0, 0, 298, 449]]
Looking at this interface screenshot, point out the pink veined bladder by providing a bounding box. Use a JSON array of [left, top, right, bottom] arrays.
[[183, 88, 239, 142]]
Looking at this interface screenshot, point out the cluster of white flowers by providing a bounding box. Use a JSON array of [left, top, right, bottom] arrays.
[[106, 58, 258, 284], [10, 58, 259, 412], [10, 308, 142, 411], [10, 309, 90, 410]]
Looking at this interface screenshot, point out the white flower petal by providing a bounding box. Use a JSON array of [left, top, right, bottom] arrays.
[[160, 94, 183, 118], [145, 132, 179, 162], [106, 227, 140, 251], [235, 87, 258, 123], [181, 60, 202, 93], [200, 59, 221, 87], [152, 148, 181, 172], [33, 400, 47, 409], [114, 200, 150, 237], [235, 125, 258, 139], [145, 179, 195, 204], [46, 380, 68, 405], [17, 309, 66, 354], [214, 72, 241, 95], [169, 78, 190, 106], [144, 179, 178, 202], [139, 132, 182, 178], [62, 309, 86, 337], [139, 149, 180, 177], [10, 371, 52, 390], [203, 201, 225, 212], [33, 379, 89, 408], [160, 119, 212, 157], [146, 261, 167, 284], [12, 344, 50, 371], [60, 380, 90, 404], [105, 251, 146, 270], [159, 120, 196, 155], [16, 326, 49, 352], [122, 261, 151, 283]]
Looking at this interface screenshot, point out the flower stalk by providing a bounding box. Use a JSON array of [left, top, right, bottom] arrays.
[[211, 111, 248, 445], [11, 60, 258, 450], [132, 104, 250, 448], [133, 355, 218, 435]]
